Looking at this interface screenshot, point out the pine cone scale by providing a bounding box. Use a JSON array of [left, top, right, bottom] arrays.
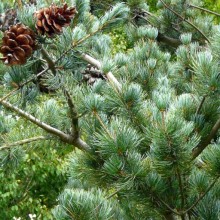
[[17, 26, 26, 35], [5, 32, 16, 40], [52, 20, 62, 31], [16, 35, 30, 45], [36, 19, 43, 27], [14, 47, 25, 58], [7, 39, 18, 47], [0, 46, 13, 53], [42, 18, 50, 32], [44, 11, 52, 25], [21, 45, 33, 57]]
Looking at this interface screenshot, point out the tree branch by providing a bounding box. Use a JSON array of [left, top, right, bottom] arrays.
[[0, 67, 49, 102], [177, 168, 185, 210], [63, 89, 79, 138], [94, 112, 113, 138], [196, 96, 206, 115], [154, 193, 180, 216], [40, 47, 56, 74], [189, 4, 220, 17], [0, 136, 47, 150], [160, 0, 210, 43], [137, 14, 182, 48], [157, 33, 182, 48], [40, 47, 83, 143], [0, 100, 90, 152], [192, 118, 220, 159], [183, 176, 219, 214]]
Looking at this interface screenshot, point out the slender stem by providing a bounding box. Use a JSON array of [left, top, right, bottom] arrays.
[[94, 112, 113, 138], [0, 67, 50, 103], [0, 136, 47, 150], [177, 168, 185, 210], [160, 0, 210, 43], [0, 88, 18, 102], [41, 47, 56, 75], [192, 117, 220, 159], [183, 177, 219, 214], [63, 89, 79, 138], [157, 33, 182, 48], [1, 100, 71, 143], [196, 96, 206, 115], [189, 4, 220, 17], [106, 188, 121, 200], [155, 194, 180, 216]]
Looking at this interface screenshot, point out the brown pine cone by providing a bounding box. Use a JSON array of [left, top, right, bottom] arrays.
[[0, 23, 36, 65], [34, 3, 77, 37], [81, 64, 106, 85]]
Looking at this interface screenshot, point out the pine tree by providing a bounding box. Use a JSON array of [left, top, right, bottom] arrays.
[[0, 0, 220, 219]]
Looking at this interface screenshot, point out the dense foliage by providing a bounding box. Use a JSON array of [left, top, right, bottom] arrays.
[[0, 0, 220, 220]]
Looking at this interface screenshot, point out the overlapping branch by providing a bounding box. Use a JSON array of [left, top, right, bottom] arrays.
[[0, 136, 47, 150], [192, 118, 220, 159], [0, 99, 90, 152], [160, 0, 210, 43], [189, 4, 220, 17], [63, 89, 79, 138], [183, 176, 219, 214]]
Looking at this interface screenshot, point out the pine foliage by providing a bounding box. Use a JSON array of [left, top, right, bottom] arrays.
[[0, 0, 220, 219]]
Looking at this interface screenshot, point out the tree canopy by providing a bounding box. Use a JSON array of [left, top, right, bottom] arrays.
[[0, 0, 220, 219]]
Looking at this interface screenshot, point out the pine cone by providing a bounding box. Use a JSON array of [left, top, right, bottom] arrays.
[[34, 3, 77, 37], [81, 64, 106, 85], [0, 23, 36, 65]]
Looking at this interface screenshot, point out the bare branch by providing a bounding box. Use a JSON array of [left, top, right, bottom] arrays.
[[183, 177, 219, 214], [40, 47, 83, 143], [63, 89, 79, 138], [189, 4, 220, 17], [94, 112, 113, 138], [157, 33, 182, 48], [154, 193, 180, 216], [160, 0, 210, 43], [41, 47, 56, 74], [0, 88, 18, 102], [0, 100, 91, 152], [0, 136, 48, 150], [0, 67, 49, 102], [177, 168, 185, 210], [192, 118, 220, 159], [1, 100, 72, 142], [196, 96, 206, 115]]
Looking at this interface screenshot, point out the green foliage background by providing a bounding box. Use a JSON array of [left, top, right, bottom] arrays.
[[0, 114, 72, 219], [0, 0, 220, 219]]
